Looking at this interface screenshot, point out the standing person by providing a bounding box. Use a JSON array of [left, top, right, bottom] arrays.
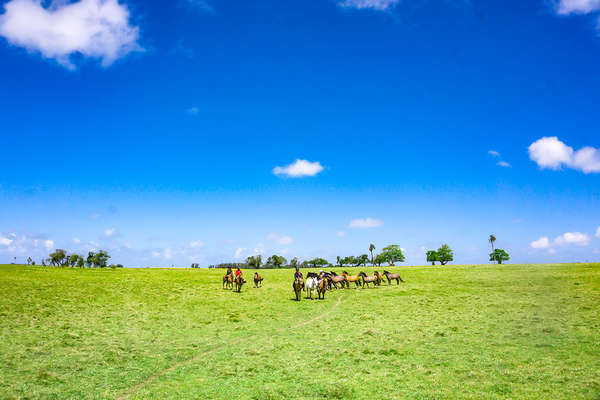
[[226, 266, 233, 277], [235, 267, 242, 278]]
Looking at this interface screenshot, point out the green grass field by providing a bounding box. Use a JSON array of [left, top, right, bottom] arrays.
[[1, 263, 599, 400]]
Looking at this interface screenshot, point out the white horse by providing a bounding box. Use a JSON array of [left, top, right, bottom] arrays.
[[305, 277, 318, 299]]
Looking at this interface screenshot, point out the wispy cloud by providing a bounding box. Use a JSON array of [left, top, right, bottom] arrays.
[[529, 137, 600, 174], [234, 247, 246, 259], [186, 106, 199, 115], [104, 228, 117, 238], [488, 150, 500, 157], [273, 159, 324, 178], [497, 161, 511, 168], [348, 218, 384, 228], [186, 0, 214, 13], [0, 0, 142, 69], [338, 0, 400, 11], [555, 0, 600, 15], [267, 233, 294, 245], [189, 240, 204, 248], [596, 226, 600, 238]]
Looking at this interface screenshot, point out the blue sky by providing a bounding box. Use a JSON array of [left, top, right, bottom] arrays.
[[1, 0, 599, 266]]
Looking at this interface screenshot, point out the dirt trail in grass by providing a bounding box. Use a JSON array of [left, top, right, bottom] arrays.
[[116, 294, 344, 400]]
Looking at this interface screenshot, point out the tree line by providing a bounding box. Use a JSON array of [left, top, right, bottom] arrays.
[[25, 249, 123, 268], [206, 236, 510, 269]]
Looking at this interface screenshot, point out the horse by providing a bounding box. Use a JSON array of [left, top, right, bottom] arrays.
[[222, 274, 233, 290], [235, 275, 246, 292], [317, 278, 327, 299], [358, 272, 378, 288], [305, 276, 318, 299], [293, 277, 304, 301], [328, 272, 347, 289], [342, 271, 362, 288], [254, 272, 263, 288], [383, 270, 405, 285], [373, 271, 384, 286]]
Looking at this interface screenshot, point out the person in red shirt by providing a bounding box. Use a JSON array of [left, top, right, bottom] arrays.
[[235, 267, 242, 277]]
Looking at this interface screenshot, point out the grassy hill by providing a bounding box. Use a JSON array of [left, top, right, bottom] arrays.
[[1, 263, 598, 399]]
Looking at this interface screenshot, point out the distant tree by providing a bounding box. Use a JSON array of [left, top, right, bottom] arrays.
[[301, 260, 309, 268], [69, 254, 79, 267], [246, 255, 263, 269], [290, 257, 299, 269], [369, 243, 376, 266], [490, 249, 509, 264], [374, 254, 386, 266], [94, 251, 111, 268], [381, 245, 405, 266], [266, 255, 287, 268], [489, 234, 496, 263], [337, 256, 343, 268], [308, 258, 328, 268], [357, 254, 369, 266], [426, 250, 438, 265], [31, 260, 36, 265], [437, 244, 454, 265], [27, 257, 33, 265], [76, 256, 84, 268], [49, 249, 67, 266]]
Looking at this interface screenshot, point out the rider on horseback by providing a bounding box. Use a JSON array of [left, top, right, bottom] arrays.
[[294, 267, 304, 289]]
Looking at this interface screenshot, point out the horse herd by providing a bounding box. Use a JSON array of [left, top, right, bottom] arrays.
[[222, 269, 404, 300], [293, 270, 404, 301]]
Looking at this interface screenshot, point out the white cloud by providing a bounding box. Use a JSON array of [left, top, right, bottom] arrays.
[[528, 137, 600, 173], [90, 213, 101, 220], [44, 239, 54, 250], [72, 237, 81, 244], [186, 106, 199, 115], [104, 228, 117, 237], [336, 230, 346, 237], [530, 236, 551, 249], [234, 247, 246, 259], [554, 232, 591, 246], [556, 0, 600, 15], [338, 0, 400, 11], [0, 0, 142, 69], [267, 233, 293, 245], [596, 226, 600, 238], [488, 150, 500, 157], [497, 161, 511, 168], [189, 240, 204, 248], [273, 159, 324, 178], [348, 217, 384, 228], [0, 236, 13, 246], [151, 251, 161, 257], [571, 146, 600, 173]]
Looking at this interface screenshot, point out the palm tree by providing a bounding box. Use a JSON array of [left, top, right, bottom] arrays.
[[369, 243, 376, 266], [489, 234, 496, 263]]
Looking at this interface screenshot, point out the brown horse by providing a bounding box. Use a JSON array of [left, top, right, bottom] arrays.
[[328, 272, 347, 289], [293, 277, 304, 301], [254, 272, 263, 288], [373, 271, 384, 286], [383, 270, 405, 285], [342, 271, 362, 288], [235, 275, 246, 292], [222, 274, 233, 289], [317, 278, 327, 299], [358, 272, 378, 288]]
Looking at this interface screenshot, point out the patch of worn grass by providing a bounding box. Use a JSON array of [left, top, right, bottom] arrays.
[[0, 263, 599, 399]]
